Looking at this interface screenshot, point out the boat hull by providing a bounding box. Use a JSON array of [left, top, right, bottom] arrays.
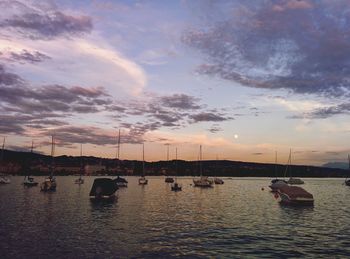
[[277, 185, 314, 206], [0, 177, 11, 184], [193, 178, 213, 188]]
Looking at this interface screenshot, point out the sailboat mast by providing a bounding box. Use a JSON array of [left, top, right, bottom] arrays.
[[117, 129, 121, 160], [50, 136, 55, 177], [274, 151, 277, 178], [142, 143, 145, 177], [80, 143, 83, 176], [175, 147, 178, 178], [1, 137, 5, 173], [200, 145, 202, 177], [1, 137, 5, 164]]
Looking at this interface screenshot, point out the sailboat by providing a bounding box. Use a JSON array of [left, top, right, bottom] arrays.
[[269, 151, 288, 192], [23, 140, 38, 187], [286, 149, 304, 185], [139, 143, 148, 185], [74, 144, 84, 184], [40, 136, 57, 192], [165, 144, 174, 183], [0, 137, 10, 184], [193, 145, 213, 188], [345, 155, 350, 186], [213, 155, 224, 184], [171, 148, 182, 191], [115, 129, 127, 187]]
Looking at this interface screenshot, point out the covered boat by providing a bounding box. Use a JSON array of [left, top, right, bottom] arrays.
[[89, 178, 118, 200], [276, 185, 314, 205]]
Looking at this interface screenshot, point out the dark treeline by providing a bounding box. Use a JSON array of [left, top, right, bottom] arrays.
[[0, 149, 348, 178]]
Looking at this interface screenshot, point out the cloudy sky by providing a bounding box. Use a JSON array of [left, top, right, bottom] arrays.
[[1, 0, 350, 165]]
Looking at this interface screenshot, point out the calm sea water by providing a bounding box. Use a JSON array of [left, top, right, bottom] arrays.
[[0, 176, 350, 258]]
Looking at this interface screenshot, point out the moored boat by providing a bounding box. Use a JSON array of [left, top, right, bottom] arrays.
[[139, 143, 148, 185], [89, 178, 118, 201], [287, 177, 304, 185], [171, 148, 182, 192], [193, 146, 213, 188], [116, 176, 128, 187], [40, 136, 57, 192], [0, 137, 10, 184], [75, 144, 84, 185], [165, 177, 174, 183], [171, 182, 182, 191], [276, 185, 314, 205], [23, 176, 38, 187], [23, 141, 38, 187], [214, 177, 224, 184]]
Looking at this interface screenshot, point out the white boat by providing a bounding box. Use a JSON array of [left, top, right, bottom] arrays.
[[0, 175, 10, 184], [171, 148, 182, 191], [40, 136, 57, 192], [75, 144, 84, 185], [23, 141, 38, 187], [193, 145, 213, 188], [23, 176, 38, 187], [139, 143, 148, 185], [114, 129, 127, 187], [164, 144, 174, 183], [285, 149, 304, 185], [0, 137, 10, 184], [276, 185, 314, 205]]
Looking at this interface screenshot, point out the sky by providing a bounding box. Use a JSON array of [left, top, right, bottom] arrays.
[[1, 0, 350, 166]]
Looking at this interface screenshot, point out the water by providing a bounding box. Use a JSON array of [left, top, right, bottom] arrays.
[[1, 176, 350, 258]]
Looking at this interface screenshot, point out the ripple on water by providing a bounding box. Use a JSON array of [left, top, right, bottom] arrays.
[[1, 177, 350, 258]]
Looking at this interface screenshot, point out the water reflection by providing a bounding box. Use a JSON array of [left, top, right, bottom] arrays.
[[0, 176, 350, 258]]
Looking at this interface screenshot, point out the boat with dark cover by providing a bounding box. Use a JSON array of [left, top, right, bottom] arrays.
[[89, 178, 118, 200]]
